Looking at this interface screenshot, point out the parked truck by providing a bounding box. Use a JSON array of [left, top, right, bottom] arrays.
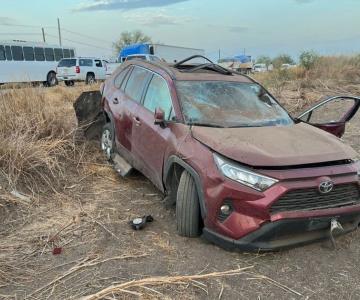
[[118, 43, 205, 63], [218, 55, 253, 74]]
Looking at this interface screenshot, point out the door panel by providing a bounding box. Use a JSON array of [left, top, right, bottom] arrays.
[[131, 74, 175, 189], [297, 96, 360, 137], [113, 66, 151, 161]]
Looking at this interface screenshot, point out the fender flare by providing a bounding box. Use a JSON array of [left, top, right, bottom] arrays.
[[164, 155, 207, 218]]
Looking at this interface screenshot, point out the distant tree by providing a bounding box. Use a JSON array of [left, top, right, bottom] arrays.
[[272, 54, 295, 68], [299, 50, 319, 70], [113, 30, 152, 54], [256, 55, 272, 66]]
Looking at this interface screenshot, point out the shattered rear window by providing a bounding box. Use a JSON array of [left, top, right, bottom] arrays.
[[176, 81, 293, 127]]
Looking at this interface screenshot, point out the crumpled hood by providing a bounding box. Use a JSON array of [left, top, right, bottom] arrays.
[[192, 123, 357, 167]]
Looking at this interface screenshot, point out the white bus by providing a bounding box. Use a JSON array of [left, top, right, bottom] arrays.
[[0, 40, 76, 86]]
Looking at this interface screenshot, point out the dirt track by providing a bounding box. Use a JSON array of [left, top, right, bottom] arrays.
[[1, 84, 360, 299]]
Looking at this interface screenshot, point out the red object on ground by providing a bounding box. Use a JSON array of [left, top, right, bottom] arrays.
[[52, 247, 62, 255]]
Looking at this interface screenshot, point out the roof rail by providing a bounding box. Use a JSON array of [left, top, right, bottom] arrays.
[[173, 55, 213, 67]]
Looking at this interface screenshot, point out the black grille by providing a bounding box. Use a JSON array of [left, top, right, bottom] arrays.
[[270, 184, 360, 214]]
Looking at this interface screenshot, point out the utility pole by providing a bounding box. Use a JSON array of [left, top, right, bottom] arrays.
[[42, 28, 46, 43], [218, 49, 221, 61], [57, 18, 62, 46], [243, 48, 246, 55]]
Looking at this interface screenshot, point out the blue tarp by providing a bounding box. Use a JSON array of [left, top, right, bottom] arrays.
[[233, 55, 251, 63], [118, 43, 150, 61]]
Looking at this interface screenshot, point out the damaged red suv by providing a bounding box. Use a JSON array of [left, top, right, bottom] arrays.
[[100, 56, 360, 250]]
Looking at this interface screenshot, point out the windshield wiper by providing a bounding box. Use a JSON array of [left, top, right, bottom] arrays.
[[188, 122, 224, 128]]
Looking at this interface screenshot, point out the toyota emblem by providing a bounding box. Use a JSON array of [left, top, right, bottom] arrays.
[[319, 181, 334, 194]]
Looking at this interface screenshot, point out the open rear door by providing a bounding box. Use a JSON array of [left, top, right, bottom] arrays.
[[296, 96, 360, 138]]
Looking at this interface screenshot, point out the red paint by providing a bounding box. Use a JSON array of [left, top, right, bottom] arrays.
[[100, 60, 360, 247]]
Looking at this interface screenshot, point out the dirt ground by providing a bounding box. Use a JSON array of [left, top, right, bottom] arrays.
[[1, 82, 360, 300]]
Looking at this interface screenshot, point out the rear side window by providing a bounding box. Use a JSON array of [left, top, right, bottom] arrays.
[[114, 67, 130, 89], [11, 46, 23, 61], [5, 46, 12, 60], [120, 66, 133, 90], [94, 60, 102, 67], [124, 67, 150, 103], [45, 48, 54, 61], [34, 47, 45, 61], [23, 47, 34, 61], [70, 49, 75, 58], [0, 45, 5, 60], [63, 49, 70, 58], [79, 59, 93, 67], [54, 48, 63, 61], [143, 75, 173, 120], [58, 59, 76, 67]]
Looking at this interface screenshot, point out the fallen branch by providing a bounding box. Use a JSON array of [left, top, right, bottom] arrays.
[[28, 253, 148, 297], [81, 267, 254, 300]]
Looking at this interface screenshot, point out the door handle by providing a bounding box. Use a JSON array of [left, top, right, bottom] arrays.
[[133, 116, 141, 126], [113, 97, 119, 104]]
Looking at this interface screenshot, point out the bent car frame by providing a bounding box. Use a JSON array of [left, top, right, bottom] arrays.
[[94, 55, 360, 251]]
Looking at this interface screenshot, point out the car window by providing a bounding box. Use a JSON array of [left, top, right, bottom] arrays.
[[63, 49, 70, 58], [34, 47, 45, 61], [54, 48, 63, 61], [0, 45, 5, 60], [5, 46, 12, 60], [114, 67, 130, 89], [23, 47, 34, 61], [45, 48, 54, 61], [11, 46, 23, 61], [94, 60, 102, 67], [124, 66, 150, 103], [58, 59, 76, 67], [120, 66, 133, 90], [300, 98, 356, 124], [79, 59, 93, 67], [143, 74, 173, 120], [176, 81, 293, 127]]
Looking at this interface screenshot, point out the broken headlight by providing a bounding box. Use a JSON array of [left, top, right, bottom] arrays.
[[214, 153, 278, 192]]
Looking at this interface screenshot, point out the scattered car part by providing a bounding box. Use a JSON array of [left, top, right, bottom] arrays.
[[329, 218, 344, 249], [113, 153, 133, 177], [73, 90, 104, 139], [52, 247, 62, 255], [130, 215, 154, 230]]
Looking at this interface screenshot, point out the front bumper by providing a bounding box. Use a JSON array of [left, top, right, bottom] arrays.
[[203, 211, 360, 251]]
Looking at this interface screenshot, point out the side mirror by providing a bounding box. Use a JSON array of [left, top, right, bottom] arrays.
[[154, 107, 166, 127]]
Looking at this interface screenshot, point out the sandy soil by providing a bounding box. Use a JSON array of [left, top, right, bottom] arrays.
[[1, 83, 360, 300]]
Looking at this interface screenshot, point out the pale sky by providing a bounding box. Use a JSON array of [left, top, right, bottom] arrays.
[[1, 0, 359, 61]]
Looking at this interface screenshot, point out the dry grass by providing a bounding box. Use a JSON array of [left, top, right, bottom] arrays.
[[254, 54, 360, 114], [0, 84, 99, 195]]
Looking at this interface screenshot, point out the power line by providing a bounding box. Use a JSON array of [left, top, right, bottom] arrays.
[[46, 33, 113, 51], [0, 32, 40, 36], [0, 23, 113, 45], [60, 28, 113, 44]]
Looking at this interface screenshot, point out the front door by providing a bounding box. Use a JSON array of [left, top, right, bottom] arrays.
[[297, 96, 360, 138], [94, 59, 106, 80], [131, 73, 175, 190]]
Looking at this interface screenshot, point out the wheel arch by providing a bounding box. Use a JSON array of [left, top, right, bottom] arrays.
[[164, 155, 207, 218], [87, 71, 95, 78]]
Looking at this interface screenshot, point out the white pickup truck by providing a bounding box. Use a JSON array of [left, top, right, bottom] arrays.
[[56, 57, 107, 86]]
